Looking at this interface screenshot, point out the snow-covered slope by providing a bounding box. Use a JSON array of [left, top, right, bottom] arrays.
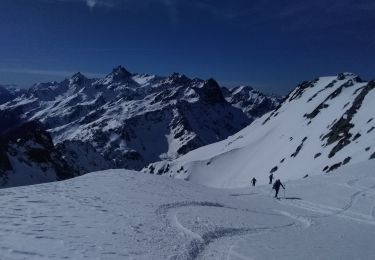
[[0, 160, 374, 259], [145, 73, 375, 188], [0, 66, 278, 171], [222, 85, 282, 120]]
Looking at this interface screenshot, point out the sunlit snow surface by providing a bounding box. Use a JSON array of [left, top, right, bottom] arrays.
[[0, 161, 374, 259]]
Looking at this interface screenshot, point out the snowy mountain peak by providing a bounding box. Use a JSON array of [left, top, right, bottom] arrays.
[[197, 78, 225, 104], [109, 65, 132, 80], [167, 72, 192, 85], [144, 74, 375, 188], [231, 85, 255, 95], [337, 72, 362, 82], [70, 72, 88, 85]]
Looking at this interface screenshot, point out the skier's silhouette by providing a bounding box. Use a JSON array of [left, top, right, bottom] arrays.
[[251, 177, 257, 187], [272, 179, 285, 198], [269, 173, 274, 184]]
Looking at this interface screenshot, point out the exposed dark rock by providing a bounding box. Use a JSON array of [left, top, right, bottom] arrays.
[[124, 150, 142, 161], [109, 65, 132, 82], [307, 90, 323, 102], [288, 80, 316, 102], [157, 167, 164, 175], [314, 153, 322, 159], [291, 137, 308, 157], [337, 73, 346, 80], [262, 111, 274, 125], [0, 144, 12, 174], [370, 152, 375, 160], [307, 81, 336, 102], [323, 81, 375, 158], [270, 166, 278, 173], [195, 79, 225, 104], [305, 104, 329, 119], [305, 81, 354, 120], [164, 164, 170, 173], [353, 86, 364, 95], [326, 162, 342, 173], [0, 121, 76, 183], [367, 127, 375, 134], [353, 133, 361, 141], [325, 81, 337, 89], [343, 157, 351, 165]]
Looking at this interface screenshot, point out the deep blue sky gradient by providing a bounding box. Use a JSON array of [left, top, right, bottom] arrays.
[[0, 0, 374, 94]]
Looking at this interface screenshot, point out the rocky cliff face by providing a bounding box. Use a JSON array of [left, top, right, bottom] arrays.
[[0, 116, 75, 187]]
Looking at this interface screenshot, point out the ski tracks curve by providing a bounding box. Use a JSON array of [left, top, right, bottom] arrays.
[[156, 201, 297, 260], [278, 178, 375, 226]]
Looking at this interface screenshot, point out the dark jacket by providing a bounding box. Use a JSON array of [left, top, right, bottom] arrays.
[[273, 180, 285, 190]]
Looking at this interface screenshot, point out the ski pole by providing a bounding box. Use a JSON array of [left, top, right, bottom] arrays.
[[283, 189, 286, 198]]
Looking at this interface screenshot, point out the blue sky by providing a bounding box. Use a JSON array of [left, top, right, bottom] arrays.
[[0, 0, 374, 94]]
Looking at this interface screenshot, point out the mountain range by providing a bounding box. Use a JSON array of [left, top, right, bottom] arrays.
[[0, 66, 280, 186]]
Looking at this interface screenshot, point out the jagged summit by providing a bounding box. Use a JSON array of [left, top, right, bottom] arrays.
[[166, 72, 192, 85], [70, 72, 89, 85], [108, 65, 132, 81], [197, 78, 225, 104]]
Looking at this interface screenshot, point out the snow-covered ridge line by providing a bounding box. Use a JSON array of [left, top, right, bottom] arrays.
[[144, 73, 375, 188]]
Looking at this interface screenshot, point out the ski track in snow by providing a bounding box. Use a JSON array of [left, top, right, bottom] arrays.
[[156, 201, 300, 259], [227, 244, 254, 260], [274, 210, 312, 228], [228, 193, 257, 197], [276, 177, 375, 226]]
